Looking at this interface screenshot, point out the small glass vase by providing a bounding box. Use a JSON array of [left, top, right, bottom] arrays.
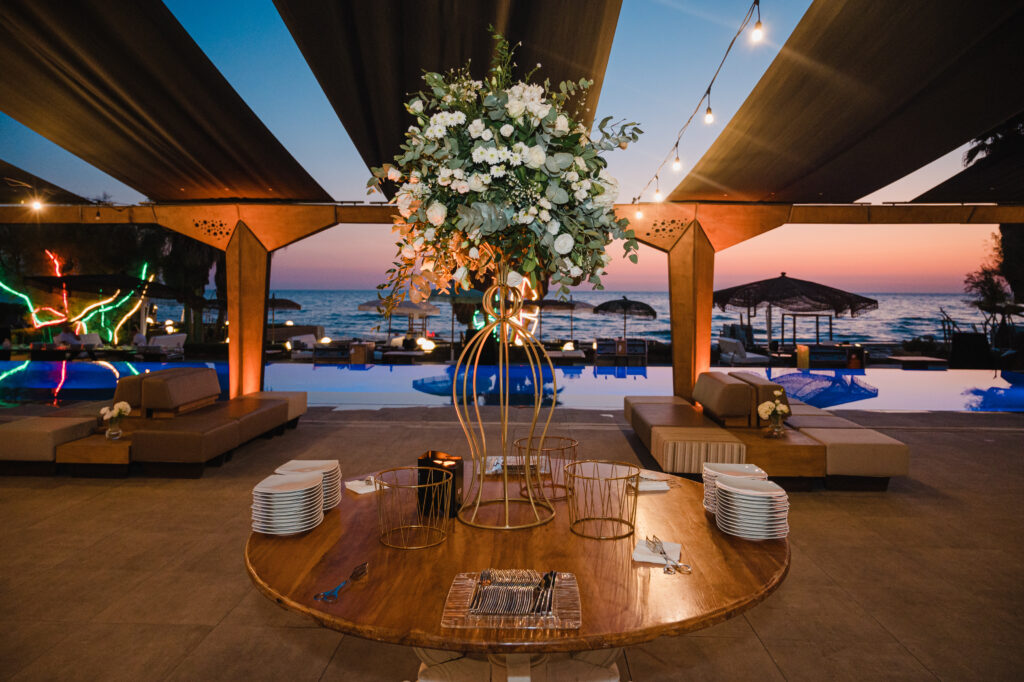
[[105, 420, 123, 441], [763, 415, 786, 439]]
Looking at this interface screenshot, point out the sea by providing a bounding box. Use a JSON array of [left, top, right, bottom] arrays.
[[154, 291, 988, 345]]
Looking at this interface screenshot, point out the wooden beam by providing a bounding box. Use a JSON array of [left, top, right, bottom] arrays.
[[226, 221, 269, 398], [667, 221, 715, 399]]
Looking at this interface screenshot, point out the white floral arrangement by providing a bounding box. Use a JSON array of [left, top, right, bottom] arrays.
[[100, 401, 131, 422], [757, 390, 790, 422], [369, 31, 642, 316]]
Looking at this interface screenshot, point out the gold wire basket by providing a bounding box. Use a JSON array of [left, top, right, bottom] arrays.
[[375, 466, 452, 549], [564, 460, 640, 540], [514, 435, 579, 502]]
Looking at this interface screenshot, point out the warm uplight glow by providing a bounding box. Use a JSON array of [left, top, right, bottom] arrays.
[[319, 336, 332, 344], [562, 341, 575, 351], [704, 106, 714, 124], [164, 319, 173, 326], [225, 337, 230, 344], [284, 341, 292, 350], [592, 341, 598, 350], [145, 317, 155, 325], [31, 200, 43, 211], [284, 320, 294, 326], [751, 20, 764, 42], [417, 337, 436, 352], [672, 156, 682, 172]]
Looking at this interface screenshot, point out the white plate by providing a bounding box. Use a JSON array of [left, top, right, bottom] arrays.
[[715, 513, 789, 530], [703, 463, 767, 477], [276, 460, 341, 476], [716, 495, 789, 511], [254, 472, 324, 494], [716, 519, 788, 539], [253, 512, 324, 531], [715, 475, 787, 497]]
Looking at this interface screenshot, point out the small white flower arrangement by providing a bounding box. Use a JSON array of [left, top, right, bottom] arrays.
[[757, 389, 790, 425], [100, 401, 132, 423], [369, 30, 642, 317]]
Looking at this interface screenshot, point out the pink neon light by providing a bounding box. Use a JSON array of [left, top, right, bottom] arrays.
[[53, 360, 67, 405]]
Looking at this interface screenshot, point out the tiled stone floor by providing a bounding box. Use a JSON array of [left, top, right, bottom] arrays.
[[1, 406, 1022, 680]]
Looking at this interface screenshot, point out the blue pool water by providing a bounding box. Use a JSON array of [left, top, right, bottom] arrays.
[[1, 361, 1021, 412]]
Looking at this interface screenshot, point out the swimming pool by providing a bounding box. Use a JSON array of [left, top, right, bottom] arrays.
[[1, 360, 1021, 412]]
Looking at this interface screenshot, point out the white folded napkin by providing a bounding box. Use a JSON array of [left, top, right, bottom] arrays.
[[632, 539, 682, 565], [344, 478, 378, 495], [637, 480, 670, 492]]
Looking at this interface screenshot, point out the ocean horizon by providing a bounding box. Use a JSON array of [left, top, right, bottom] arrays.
[[154, 290, 989, 346]]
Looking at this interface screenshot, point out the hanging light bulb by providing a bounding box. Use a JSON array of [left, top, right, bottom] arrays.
[[653, 176, 664, 202], [633, 198, 643, 220], [704, 105, 714, 125], [751, 20, 764, 42], [672, 155, 682, 172]]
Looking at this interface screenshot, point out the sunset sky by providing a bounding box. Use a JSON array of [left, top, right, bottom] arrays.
[[0, 0, 995, 293]]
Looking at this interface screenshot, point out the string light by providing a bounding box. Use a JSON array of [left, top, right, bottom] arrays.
[[751, 0, 764, 42], [633, 0, 763, 203], [653, 176, 664, 202]]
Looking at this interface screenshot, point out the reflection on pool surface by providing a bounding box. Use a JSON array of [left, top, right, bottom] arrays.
[[2, 360, 1021, 412]]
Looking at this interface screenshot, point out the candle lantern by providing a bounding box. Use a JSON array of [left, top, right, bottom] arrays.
[[417, 450, 463, 518]]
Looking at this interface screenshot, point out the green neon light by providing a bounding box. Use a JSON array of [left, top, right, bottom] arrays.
[[124, 362, 140, 376], [0, 360, 31, 384], [0, 279, 43, 327]]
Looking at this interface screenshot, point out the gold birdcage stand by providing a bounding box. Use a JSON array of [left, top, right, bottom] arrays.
[[564, 460, 640, 540], [455, 266, 556, 530], [375, 466, 452, 549]]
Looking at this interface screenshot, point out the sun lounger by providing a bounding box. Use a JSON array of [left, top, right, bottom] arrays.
[[717, 337, 770, 366]]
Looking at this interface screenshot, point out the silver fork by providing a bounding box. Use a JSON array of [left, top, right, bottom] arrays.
[[646, 536, 692, 574]]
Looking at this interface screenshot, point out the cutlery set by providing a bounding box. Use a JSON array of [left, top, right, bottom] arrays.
[[469, 568, 558, 616]]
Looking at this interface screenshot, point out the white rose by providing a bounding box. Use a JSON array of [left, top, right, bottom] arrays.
[[481, 129, 493, 141], [424, 228, 436, 241], [506, 98, 526, 118], [396, 192, 415, 218], [453, 180, 470, 194], [524, 145, 546, 169], [554, 114, 569, 134], [593, 170, 619, 208], [553, 233, 575, 255], [469, 247, 479, 259], [546, 219, 560, 235], [500, 123, 514, 137], [401, 245, 416, 259], [409, 99, 423, 113], [538, 209, 550, 222], [426, 202, 447, 226], [538, 197, 551, 209], [468, 119, 486, 138], [569, 265, 582, 277], [506, 271, 524, 288], [386, 167, 402, 182], [574, 188, 589, 202], [469, 174, 487, 192]]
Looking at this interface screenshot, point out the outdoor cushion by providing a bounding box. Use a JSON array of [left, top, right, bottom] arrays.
[[729, 371, 789, 426], [650, 425, 745, 473], [150, 333, 186, 349], [245, 391, 308, 421], [691, 372, 752, 422], [129, 414, 240, 464], [802, 427, 909, 477], [623, 395, 689, 423], [0, 417, 97, 462], [202, 397, 288, 442], [113, 374, 144, 410], [787, 402, 828, 416], [141, 367, 221, 411], [786, 415, 862, 429], [630, 402, 715, 450]]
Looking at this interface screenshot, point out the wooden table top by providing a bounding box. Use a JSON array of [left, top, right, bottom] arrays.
[[245, 474, 789, 654]]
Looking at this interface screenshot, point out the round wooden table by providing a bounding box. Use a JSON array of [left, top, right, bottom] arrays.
[[247, 472, 788, 678]]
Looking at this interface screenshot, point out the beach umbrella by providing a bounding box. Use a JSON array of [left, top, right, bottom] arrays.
[[592, 296, 656, 338], [713, 272, 878, 345], [537, 298, 594, 341], [358, 298, 439, 335]]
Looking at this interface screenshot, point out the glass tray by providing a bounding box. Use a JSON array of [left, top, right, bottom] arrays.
[[440, 571, 581, 630]]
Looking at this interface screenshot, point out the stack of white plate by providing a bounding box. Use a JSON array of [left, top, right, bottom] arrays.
[[702, 463, 767, 513], [275, 460, 342, 510], [713, 474, 789, 541], [251, 472, 325, 535]]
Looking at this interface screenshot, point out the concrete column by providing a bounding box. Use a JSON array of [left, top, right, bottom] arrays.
[[226, 221, 269, 398], [667, 220, 715, 399]]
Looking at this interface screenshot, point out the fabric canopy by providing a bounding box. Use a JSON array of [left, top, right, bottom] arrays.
[[275, 0, 621, 172], [669, 1, 1024, 203], [713, 273, 878, 317], [0, 160, 89, 205], [0, 0, 331, 203]]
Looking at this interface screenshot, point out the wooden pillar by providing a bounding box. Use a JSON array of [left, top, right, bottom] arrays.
[[667, 221, 715, 399], [226, 221, 269, 398]]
